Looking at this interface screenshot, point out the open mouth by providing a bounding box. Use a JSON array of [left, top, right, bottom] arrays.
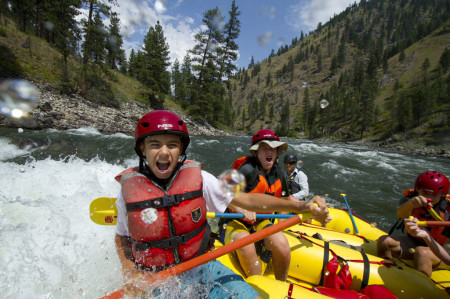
[[266, 157, 273, 163], [156, 161, 170, 172]]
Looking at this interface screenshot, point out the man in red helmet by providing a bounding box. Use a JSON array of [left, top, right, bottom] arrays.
[[223, 129, 330, 282], [114, 112, 330, 297], [377, 171, 450, 277]]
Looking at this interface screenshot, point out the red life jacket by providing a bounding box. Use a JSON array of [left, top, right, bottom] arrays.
[[230, 156, 284, 225], [115, 161, 209, 269], [403, 189, 450, 245]]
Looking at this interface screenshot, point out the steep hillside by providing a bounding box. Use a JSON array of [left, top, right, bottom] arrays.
[[229, 0, 450, 150]]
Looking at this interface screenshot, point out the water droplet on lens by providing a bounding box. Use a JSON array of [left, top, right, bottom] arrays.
[[17, 128, 23, 133], [320, 99, 329, 109], [0, 79, 39, 119], [296, 160, 304, 169], [44, 21, 54, 31]]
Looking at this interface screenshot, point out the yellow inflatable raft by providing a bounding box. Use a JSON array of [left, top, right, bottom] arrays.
[[216, 208, 450, 299]]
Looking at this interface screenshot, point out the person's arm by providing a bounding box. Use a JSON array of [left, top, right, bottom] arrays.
[[292, 171, 309, 200], [405, 218, 450, 265], [227, 203, 257, 222], [397, 195, 429, 218], [115, 191, 148, 296], [230, 193, 330, 225], [115, 234, 150, 296]]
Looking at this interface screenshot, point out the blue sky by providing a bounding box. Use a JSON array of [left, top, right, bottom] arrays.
[[100, 0, 356, 69]]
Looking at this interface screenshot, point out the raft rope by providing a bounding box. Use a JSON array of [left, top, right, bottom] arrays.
[[340, 208, 371, 223], [284, 280, 321, 299], [300, 222, 369, 243]]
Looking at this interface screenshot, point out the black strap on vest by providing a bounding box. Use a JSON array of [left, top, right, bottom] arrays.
[[360, 250, 370, 290], [126, 189, 203, 211], [319, 241, 330, 286], [133, 222, 207, 251], [197, 222, 212, 256]]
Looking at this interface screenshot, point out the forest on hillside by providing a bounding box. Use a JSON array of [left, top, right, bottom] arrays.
[[0, 0, 240, 129], [1, 0, 449, 146], [232, 0, 450, 145]]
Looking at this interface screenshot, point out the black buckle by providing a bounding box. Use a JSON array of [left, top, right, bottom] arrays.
[[164, 235, 187, 247], [154, 195, 182, 207]]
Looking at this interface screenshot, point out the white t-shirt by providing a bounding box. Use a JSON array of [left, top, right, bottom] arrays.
[[116, 170, 232, 237]]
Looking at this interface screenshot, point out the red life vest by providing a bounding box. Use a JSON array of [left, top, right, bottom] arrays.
[[403, 189, 450, 245], [230, 156, 284, 225], [115, 161, 209, 269]]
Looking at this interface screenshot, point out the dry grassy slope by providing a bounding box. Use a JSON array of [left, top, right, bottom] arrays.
[[230, 14, 450, 134], [0, 20, 182, 108], [379, 24, 450, 101]]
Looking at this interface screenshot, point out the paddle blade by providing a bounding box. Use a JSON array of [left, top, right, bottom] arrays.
[[90, 197, 118, 225]]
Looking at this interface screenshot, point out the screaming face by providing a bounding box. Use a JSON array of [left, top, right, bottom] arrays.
[[257, 142, 278, 172], [140, 134, 182, 180]]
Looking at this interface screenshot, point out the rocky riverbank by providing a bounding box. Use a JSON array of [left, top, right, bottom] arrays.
[[0, 82, 232, 137], [1, 82, 448, 158]]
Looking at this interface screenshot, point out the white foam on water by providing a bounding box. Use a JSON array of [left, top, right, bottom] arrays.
[[67, 126, 103, 136], [195, 139, 220, 145], [0, 138, 30, 161], [0, 156, 125, 298]]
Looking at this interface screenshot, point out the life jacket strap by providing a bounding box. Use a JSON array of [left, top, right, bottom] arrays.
[[126, 189, 203, 211], [133, 222, 207, 251]]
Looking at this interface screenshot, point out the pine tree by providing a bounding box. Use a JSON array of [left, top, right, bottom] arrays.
[[171, 59, 182, 103], [248, 56, 255, 68], [439, 47, 450, 73], [45, 0, 81, 80], [106, 12, 124, 70], [128, 49, 137, 78], [190, 7, 224, 87], [219, 0, 240, 79], [141, 21, 171, 97], [84, 11, 106, 63], [80, 0, 116, 95], [180, 54, 195, 109]]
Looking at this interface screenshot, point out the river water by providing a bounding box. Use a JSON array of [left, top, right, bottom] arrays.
[[0, 126, 449, 298]]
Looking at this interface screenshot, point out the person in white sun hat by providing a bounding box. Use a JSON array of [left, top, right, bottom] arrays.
[[222, 129, 329, 281]]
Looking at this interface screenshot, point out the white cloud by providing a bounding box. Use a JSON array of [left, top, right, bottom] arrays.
[[111, 0, 199, 64], [286, 0, 355, 33], [164, 20, 199, 64]]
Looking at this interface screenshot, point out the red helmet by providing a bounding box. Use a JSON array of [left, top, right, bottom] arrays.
[[415, 171, 450, 194], [251, 129, 280, 145], [134, 110, 190, 157]]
